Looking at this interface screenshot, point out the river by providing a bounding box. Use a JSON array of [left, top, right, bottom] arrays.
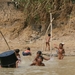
[[0, 56, 75, 75]]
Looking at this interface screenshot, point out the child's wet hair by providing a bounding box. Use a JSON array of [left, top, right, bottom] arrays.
[[15, 49, 20, 53], [27, 47, 30, 50], [37, 51, 42, 55], [48, 34, 51, 36], [59, 43, 64, 46]]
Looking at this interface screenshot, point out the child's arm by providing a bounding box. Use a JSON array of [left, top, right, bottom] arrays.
[[42, 63, 45, 66], [30, 63, 35, 66], [43, 57, 50, 60], [54, 44, 59, 49], [17, 54, 21, 62], [55, 47, 59, 49]]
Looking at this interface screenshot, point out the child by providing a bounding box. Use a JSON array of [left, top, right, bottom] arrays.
[[15, 49, 21, 68], [54, 43, 65, 60], [30, 56, 45, 66], [33, 51, 50, 63], [22, 47, 31, 56], [45, 34, 51, 51]]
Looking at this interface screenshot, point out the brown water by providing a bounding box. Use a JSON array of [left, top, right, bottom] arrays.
[[0, 56, 75, 75]]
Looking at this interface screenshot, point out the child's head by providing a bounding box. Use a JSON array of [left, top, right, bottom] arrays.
[[48, 34, 51, 36], [15, 49, 20, 54], [27, 47, 30, 51], [37, 56, 43, 63], [37, 51, 42, 56], [59, 43, 64, 49]]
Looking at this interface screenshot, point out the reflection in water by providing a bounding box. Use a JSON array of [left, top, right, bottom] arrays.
[[0, 57, 75, 75]]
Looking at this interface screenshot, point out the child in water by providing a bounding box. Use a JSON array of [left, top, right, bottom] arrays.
[[22, 47, 31, 56], [45, 34, 51, 51], [15, 49, 21, 68], [30, 56, 45, 66], [54, 43, 65, 60], [31, 51, 50, 66]]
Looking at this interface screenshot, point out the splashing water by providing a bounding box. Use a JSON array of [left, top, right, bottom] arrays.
[[50, 56, 54, 61], [0, 56, 75, 75]]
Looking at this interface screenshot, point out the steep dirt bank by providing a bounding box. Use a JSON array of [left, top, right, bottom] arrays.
[[0, 1, 25, 38], [0, 0, 75, 39], [0, 0, 75, 54]]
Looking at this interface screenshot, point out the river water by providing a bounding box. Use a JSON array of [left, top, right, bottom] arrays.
[[0, 56, 75, 75]]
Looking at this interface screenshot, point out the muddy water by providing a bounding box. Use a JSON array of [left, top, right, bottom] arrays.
[[0, 56, 75, 75]]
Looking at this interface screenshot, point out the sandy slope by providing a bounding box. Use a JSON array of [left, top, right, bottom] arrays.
[[0, 31, 75, 56]]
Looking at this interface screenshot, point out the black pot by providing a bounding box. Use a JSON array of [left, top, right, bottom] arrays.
[[0, 50, 18, 68]]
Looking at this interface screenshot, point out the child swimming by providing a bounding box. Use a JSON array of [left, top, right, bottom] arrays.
[[33, 51, 50, 63], [54, 43, 65, 60], [45, 34, 51, 51], [22, 47, 31, 56], [30, 56, 45, 66]]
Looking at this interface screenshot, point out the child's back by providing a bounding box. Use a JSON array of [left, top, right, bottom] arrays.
[[22, 47, 31, 56]]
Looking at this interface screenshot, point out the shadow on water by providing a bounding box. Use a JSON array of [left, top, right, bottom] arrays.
[[0, 56, 75, 75]]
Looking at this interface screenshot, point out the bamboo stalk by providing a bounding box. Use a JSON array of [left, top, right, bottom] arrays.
[[50, 13, 52, 58], [42, 13, 54, 51], [42, 20, 51, 51], [0, 31, 10, 50]]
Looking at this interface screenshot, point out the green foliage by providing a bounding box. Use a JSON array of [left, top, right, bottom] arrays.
[[64, 0, 75, 3], [37, 0, 44, 3], [64, 0, 70, 3], [72, 0, 75, 3], [14, 0, 74, 32], [18, 0, 52, 12], [45, 3, 52, 12], [34, 14, 40, 21], [17, 0, 53, 26]]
